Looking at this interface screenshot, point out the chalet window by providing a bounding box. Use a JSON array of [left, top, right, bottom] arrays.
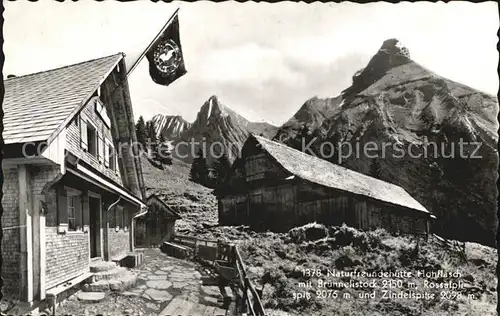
[[122, 207, 129, 231], [87, 124, 97, 156], [114, 205, 128, 231], [68, 195, 76, 230], [58, 186, 83, 233]]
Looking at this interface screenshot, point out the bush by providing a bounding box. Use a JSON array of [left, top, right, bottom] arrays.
[[288, 223, 328, 243]]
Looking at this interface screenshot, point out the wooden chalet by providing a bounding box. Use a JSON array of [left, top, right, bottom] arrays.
[[2, 54, 146, 303], [135, 194, 182, 247], [216, 134, 436, 236]]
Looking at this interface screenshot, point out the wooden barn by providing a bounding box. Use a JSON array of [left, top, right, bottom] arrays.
[[135, 195, 181, 247], [216, 134, 436, 236]]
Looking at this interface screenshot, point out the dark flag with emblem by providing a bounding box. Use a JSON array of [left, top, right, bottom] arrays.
[[144, 11, 187, 86]]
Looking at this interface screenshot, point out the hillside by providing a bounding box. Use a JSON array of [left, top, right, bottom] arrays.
[[182, 223, 497, 316], [282, 39, 499, 246], [140, 153, 219, 231], [274, 95, 343, 143]]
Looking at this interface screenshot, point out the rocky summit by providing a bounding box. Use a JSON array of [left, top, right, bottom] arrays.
[[152, 115, 192, 140], [281, 38, 498, 246], [160, 95, 277, 163]]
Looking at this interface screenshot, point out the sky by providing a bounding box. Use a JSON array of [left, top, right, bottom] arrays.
[[4, 1, 499, 126]]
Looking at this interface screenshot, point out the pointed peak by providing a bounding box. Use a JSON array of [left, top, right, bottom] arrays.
[[378, 38, 411, 59], [209, 95, 219, 103]]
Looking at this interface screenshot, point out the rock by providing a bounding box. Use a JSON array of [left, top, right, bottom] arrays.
[[77, 292, 106, 303], [147, 275, 167, 280], [109, 280, 124, 291], [172, 282, 185, 290], [144, 289, 173, 302], [463, 274, 475, 283], [203, 296, 219, 305], [146, 280, 172, 290]]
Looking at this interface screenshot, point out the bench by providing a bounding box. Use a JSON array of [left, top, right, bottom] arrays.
[[45, 272, 94, 315], [161, 241, 192, 259]]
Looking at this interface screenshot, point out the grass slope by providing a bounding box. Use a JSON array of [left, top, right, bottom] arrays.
[[183, 223, 497, 316], [140, 154, 219, 231]]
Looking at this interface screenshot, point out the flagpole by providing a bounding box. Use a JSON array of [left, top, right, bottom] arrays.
[[126, 7, 180, 78]]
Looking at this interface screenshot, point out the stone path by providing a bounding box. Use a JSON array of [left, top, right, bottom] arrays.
[[54, 248, 232, 316]]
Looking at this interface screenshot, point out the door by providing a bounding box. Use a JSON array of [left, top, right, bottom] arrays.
[[89, 196, 102, 258]]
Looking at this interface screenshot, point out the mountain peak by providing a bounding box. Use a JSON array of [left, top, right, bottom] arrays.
[[197, 95, 228, 123], [368, 38, 412, 71], [341, 38, 413, 98], [378, 38, 411, 59]]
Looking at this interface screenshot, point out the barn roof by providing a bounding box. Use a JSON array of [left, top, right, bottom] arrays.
[[146, 194, 182, 219], [3, 54, 123, 144], [251, 134, 430, 215]]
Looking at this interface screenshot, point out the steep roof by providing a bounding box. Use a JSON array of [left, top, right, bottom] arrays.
[[251, 134, 430, 214], [146, 194, 182, 220], [3, 54, 123, 144]]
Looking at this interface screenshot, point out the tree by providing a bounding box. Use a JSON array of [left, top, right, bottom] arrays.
[[369, 158, 382, 178], [213, 153, 231, 186], [157, 134, 173, 166], [189, 148, 209, 186], [146, 120, 158, 159], [135, 116, 147, 148]]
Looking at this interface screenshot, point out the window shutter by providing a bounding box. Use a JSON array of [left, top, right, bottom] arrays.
[[104, 142, 110, 167], [74, 195, 82, 231], [98, 133, 105, 163], [80, 119, 88, 150], [57, 186, 68, 233]]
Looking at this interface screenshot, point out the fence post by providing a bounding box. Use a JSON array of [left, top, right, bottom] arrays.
[[241, 278, 249, 314]]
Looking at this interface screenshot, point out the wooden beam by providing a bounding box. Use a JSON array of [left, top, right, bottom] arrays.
[[18, 165, 33, 302]]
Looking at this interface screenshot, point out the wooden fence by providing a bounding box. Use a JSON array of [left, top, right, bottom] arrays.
[[171, 234, 267, 316], [234, 245, 266, 316], [433, 234, 467, 261]]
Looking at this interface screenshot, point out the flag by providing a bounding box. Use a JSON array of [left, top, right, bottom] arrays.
[[145, 13, 187, 86]]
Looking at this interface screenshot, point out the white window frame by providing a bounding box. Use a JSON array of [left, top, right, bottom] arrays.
[[86, 121, 98, 157], [64, 187, 84, 234]]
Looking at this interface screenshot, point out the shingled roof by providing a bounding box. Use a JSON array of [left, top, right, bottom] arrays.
[[3, 53, 123, 144], [146, 194, 182, 220], [251, 134, 430, 214]]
